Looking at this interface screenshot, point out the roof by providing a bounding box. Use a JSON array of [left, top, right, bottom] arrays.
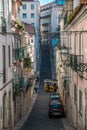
[[23, 22, 35, 35], [22, 0, 34, 1]]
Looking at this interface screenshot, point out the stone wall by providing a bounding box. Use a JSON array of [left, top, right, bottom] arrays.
[[13, 87, 33, 125]]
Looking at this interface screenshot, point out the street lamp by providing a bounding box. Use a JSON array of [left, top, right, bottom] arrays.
[[59, 46, 70, 64]]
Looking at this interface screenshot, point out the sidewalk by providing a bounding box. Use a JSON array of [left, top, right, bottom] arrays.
[[61, 118, 74, 130], [12, 93, 37, 130]]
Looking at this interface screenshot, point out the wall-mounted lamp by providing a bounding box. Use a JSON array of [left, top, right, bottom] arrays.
[[59, 46, 69, 63]]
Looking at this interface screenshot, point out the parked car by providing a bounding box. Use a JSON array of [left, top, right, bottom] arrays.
[[49, 92, 62, 103], [48, 101, 65, 118], [49, 92, 61, 97]]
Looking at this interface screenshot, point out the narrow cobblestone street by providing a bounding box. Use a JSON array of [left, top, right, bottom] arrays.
[[11, 44, 74, 130]]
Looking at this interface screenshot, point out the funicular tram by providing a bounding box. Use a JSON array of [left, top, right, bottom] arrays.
[[44, 79, 58, 92]]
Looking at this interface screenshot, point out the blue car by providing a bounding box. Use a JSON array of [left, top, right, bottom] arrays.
[[48, 101, 65, 118]]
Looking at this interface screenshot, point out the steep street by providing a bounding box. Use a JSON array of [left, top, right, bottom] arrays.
[[20, 44, 65, 130]]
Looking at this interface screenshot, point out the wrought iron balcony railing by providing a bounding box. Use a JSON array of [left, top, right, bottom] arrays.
[[70, 54, 75, 69], [69, 54, 87, 72]]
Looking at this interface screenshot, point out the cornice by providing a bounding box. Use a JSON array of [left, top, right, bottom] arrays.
[[64, 5, 87, 30]]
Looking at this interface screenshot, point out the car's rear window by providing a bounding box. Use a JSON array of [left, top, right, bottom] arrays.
[[51, 104, 62, 109]]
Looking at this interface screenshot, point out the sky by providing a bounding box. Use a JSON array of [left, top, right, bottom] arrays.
[[40, 0, 54, 6]]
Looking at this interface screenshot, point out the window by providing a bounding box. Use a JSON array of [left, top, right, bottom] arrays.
[[79, 33, 83, 55], [74, 34, 77, 54], [22, 4, 26, 10], [22, 13, 27, 18], [2, 45, 6, 83], [79, 90, 83, 116], [74, 84, 77, 103], [12, 1, 14, 15], [31, 23, 34, 26], [68, 34, 71, 48], [31, 13, 35, 18], [31, 39, 33, 43], [31, 4, 34, 10], [1, 0, 4, 16], [8, 46, 10, 67]]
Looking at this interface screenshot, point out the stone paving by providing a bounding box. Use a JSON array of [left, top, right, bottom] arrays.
[[11, 93, 74, 130]]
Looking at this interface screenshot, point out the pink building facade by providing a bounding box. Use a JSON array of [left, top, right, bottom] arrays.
[[58, 1, 87, 130], [65, 2, 87, 130]]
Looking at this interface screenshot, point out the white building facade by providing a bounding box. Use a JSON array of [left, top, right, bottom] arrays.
[[40, 2, 57, 45], [20, 0, 40, 74], [51, 5, 63, 79], [0, 0, 14, 129]]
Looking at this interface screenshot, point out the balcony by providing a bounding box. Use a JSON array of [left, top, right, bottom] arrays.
[[13, 75, 25, 95], [40, 14, 51, 19], [69, 54, 87, 76], [24, 57, 31, 68]]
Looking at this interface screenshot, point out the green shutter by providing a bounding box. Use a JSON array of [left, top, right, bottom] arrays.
[[15, 49, 19, 60], [19, 48, 24, 59]]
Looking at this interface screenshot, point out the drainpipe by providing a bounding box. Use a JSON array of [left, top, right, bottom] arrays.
[[76, 74, 78, 130], [85, 88, 87, 130]]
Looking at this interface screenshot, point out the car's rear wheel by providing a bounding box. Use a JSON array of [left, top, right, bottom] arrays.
[[62, 112, 66, 117], [48, 112, 52, 118]]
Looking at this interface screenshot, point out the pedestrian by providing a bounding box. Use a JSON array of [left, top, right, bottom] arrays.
[[34, 84, 39, 93]]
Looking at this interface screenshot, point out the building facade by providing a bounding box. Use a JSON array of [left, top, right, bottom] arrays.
[[0, 0, 15, 129], [24, 23, 36, 75], [20, 0, 40, 74], [51, 5, 63, 80], [55, 0, 66, 5], [58, 0, 87, 130], [40, 2, 56, 45]]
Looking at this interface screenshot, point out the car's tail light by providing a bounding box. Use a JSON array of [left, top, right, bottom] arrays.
[[49, 108, 52, 111], [61, 107, 64, 111]]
